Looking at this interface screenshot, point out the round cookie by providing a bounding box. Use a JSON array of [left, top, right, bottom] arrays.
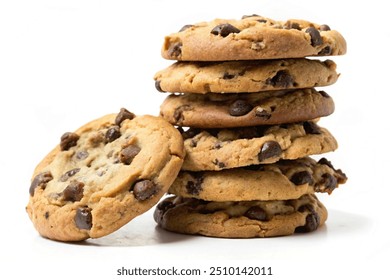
[[162, 15, 346, 61], [160, 88, 334, 128], [26, 108, 185, 241], [154, 194, 327, 238], [154, 59, 338, 94], [169, 157, 347, 201], [180, 121, 338, 171]]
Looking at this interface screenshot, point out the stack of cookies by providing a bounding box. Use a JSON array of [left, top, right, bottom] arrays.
[[153, 14, 348, 237]]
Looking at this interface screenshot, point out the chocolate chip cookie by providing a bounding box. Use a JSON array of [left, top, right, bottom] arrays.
[[169, 157, 347, 201], [26, 108, 185, 241], [180, 121, 338, 171], [154, 59, 338, 94], [160, 88, 334, 128], [162, 15, 346, 61], [154, 194, 327, 238]]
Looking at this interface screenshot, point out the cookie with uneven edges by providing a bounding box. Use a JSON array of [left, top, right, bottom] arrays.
[[26, 108, 185, 241], [180, 121, 337, 171], [169, 157, 347, 201], [154, 59, 338, 94], [154, 194, 327, 238], [162, 15, 346, 61], [160, 88, 335, 128]]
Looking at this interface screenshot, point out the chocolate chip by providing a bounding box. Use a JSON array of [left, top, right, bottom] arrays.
[[155, 80, 165, 93], [320, 173, 337, 191], [212, 159, 226, 169], [222, 72, 236, 80], [76, 151, 89, 160], [132, 180, 159, 201], [59, 168, 81, 182], [120, 145, 141, 165], [258, 141, 282, 162], [318, 46, 332, 55], [173, 105, 191, 123], [305, 27, 323, 47], [303, 121, 321, 135], [255, 107, 271, 119], [156, 200, 174, 212], [105, 126, 121, 143], [295, 205, 320, 233], [115, 108, 135, 126], [290, 171, 314, 186], [179, 24, 193, 32], [75, 207, 92, 230], [284, 21, 301, 30], [60, 132, 79, 151], [29, 171, 53, 196], [242, 14, 260, 19], [62, 180, 84, 202], [319, 24, 331, 31], [318, 158, 334, 169], [257, 19, 267, 23], [190, 139, 197, 148], [229, 100, 253, 116], [210, 23, 240, 37], [266, 70, 295, 88], [213, 141, 223, 149], [44, 212, 49, 219], [186, 173, 204, 195], [168, 42, 182, 59], [181, 127, 200, 140], [319, 90, 330, 98], [245, 206, 268, 221]]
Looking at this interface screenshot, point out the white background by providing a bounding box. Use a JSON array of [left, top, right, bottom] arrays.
[[0, 0, 388, 279]]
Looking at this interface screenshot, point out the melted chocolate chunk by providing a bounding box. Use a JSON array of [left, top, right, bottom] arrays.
[[320, 173, 337, 191], [245, 206, 268, 221], [210, 23, 240, 37], [59, 168, 81, 182], [155, 80, 165, 93], [318, 158, 334, 169], [266, 70, 295, 88], [115, 108, 135, 126], [173, 105, 191, 123], [222, 72, 236, 80], [229, 100, 253, 116], [105, 126, 121, 142], [29, 171, 53, 196], [319, 24, 331, 31], [305, 27, 323, 47], [120, 145, 141, 165], [181, 127, 201, 140], [284, 21, 301, 30], [258, 141, 282, 162], [156, 200, 174, 212], [303, 121, 321, 135], [75, 207, 92, 230], [60, 132, 79, 151], [132, 180, 159, 201], [62, 180, 84, 202], [168, 42, 182, 58], [179, 24, 194, 32], [318, 46, 332, 55], [290, 171, 314, 186], [185, 173, 204, 195], [295, 204, 320, 233]]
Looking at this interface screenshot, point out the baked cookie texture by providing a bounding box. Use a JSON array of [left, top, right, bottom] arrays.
[[162, 15, 346, 61], [169, 157, 347, 201], [26, 108, 185, 241], [154, 194, 328, 238], [160, 89, 335, 128], [180, 122, 338, 171], [154, 59, 338, 94]]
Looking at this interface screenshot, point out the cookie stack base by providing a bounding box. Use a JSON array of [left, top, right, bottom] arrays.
[[154, 194, 327, 238]]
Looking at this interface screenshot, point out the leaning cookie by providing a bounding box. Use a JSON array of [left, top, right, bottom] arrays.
[[162, 15, 346, 61], [160, 88, 334, 128], [26, 108, 185, 241], [180, 121, 337, 171], [169, 157, 347, 201], [155, 59, 338, 94], [154, 194, 327, 238]]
